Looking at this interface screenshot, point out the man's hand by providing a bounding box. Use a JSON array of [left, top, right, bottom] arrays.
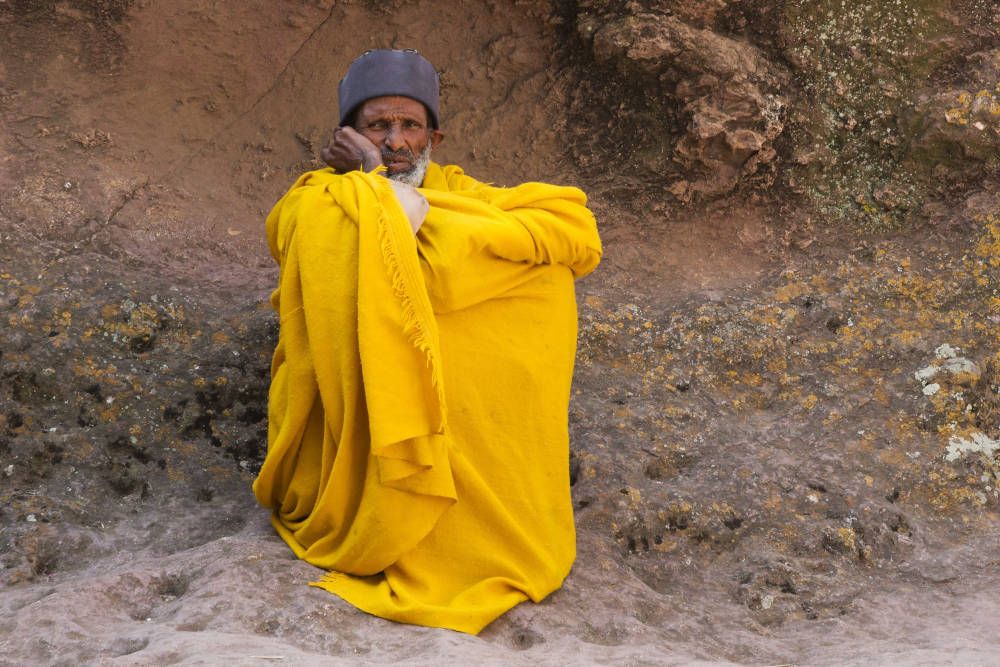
[[320, 126, 382, 173]]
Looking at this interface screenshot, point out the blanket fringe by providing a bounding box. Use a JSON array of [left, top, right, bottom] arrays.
[[370, 175, 448, 431]]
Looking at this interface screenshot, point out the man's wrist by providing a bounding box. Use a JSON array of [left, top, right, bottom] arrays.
[[361, 152, 381, 172]]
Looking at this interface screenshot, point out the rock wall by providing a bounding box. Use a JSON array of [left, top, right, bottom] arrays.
[[1, 1, 999, 663], [563, 0, 1000, 227]]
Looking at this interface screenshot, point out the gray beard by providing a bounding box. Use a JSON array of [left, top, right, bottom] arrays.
[[385, 144, 432, 187]]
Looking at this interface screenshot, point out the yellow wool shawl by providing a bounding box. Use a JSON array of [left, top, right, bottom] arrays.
[[252, 162, 601, 634]]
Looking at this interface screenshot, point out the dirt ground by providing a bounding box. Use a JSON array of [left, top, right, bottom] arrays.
[[1, 1, 999, 665]]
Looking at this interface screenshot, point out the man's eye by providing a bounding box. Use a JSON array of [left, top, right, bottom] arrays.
[[404, 121, 423, 129], [368, 122, 387, 130]]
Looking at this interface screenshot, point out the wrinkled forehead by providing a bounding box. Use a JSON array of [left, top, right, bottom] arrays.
[[355, 96, 432, 125]]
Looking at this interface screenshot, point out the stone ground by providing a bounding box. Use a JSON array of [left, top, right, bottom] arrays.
[[1, 1, 999, 665]]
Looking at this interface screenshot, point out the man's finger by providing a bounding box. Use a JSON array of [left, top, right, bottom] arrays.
[[341, 126, 377, 149]]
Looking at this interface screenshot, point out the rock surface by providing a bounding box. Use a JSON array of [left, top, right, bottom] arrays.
[[584, 8, 786, 200], [1, 1, 999, 665]]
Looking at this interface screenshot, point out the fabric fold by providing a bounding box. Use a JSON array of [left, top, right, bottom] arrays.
[[254, 167, 455, 576], [254, 162, 601, 633]]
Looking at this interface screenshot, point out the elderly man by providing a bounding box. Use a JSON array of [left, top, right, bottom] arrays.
[[252, 49, 601, 635]]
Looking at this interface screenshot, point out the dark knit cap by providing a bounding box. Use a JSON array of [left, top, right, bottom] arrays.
[[338, 49, 440, 129]]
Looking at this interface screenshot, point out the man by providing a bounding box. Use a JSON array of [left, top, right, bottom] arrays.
[[252, 49, 601, 635]]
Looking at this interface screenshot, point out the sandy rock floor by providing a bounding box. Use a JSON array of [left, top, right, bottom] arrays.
[[2, 1, 999, 665], [2, 501, 999, 665]]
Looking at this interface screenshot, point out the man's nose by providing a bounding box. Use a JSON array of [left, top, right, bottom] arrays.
[[384, 124, 406, 151]]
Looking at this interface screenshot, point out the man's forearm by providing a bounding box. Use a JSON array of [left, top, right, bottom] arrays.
[[388, 180, 428, 234]]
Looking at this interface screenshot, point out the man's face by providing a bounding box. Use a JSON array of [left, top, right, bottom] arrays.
[[353, 96, 444, 185]]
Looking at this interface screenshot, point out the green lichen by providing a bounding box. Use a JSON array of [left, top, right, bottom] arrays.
[[781, 0, 956, 231]]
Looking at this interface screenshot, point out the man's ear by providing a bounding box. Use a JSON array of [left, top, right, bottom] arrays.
[[430, 129, 445, 149]]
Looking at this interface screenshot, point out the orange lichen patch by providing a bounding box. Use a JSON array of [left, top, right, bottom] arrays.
[[775, 280, 809, 303], [206, 465, 239, 481], [78, 358, 123, 384], [921, 477, 989, 511], [946, 88, 1000, 125], [50, 310, 73, 327], [823, 410, 844, 425], [708, 502, 736, 518], [885, 275, 946, 309], [766, 358, 788, 373], [835, 527, 857, 552], [975, 213, 1000, 267], [763, 492, 783, 512], [878, 448, 909, 466]]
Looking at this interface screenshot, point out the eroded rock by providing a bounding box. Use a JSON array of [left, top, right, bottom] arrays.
[[582, 10, 786, 199]]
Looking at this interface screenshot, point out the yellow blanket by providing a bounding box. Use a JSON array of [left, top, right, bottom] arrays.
[[252, 162, 601, 634]]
